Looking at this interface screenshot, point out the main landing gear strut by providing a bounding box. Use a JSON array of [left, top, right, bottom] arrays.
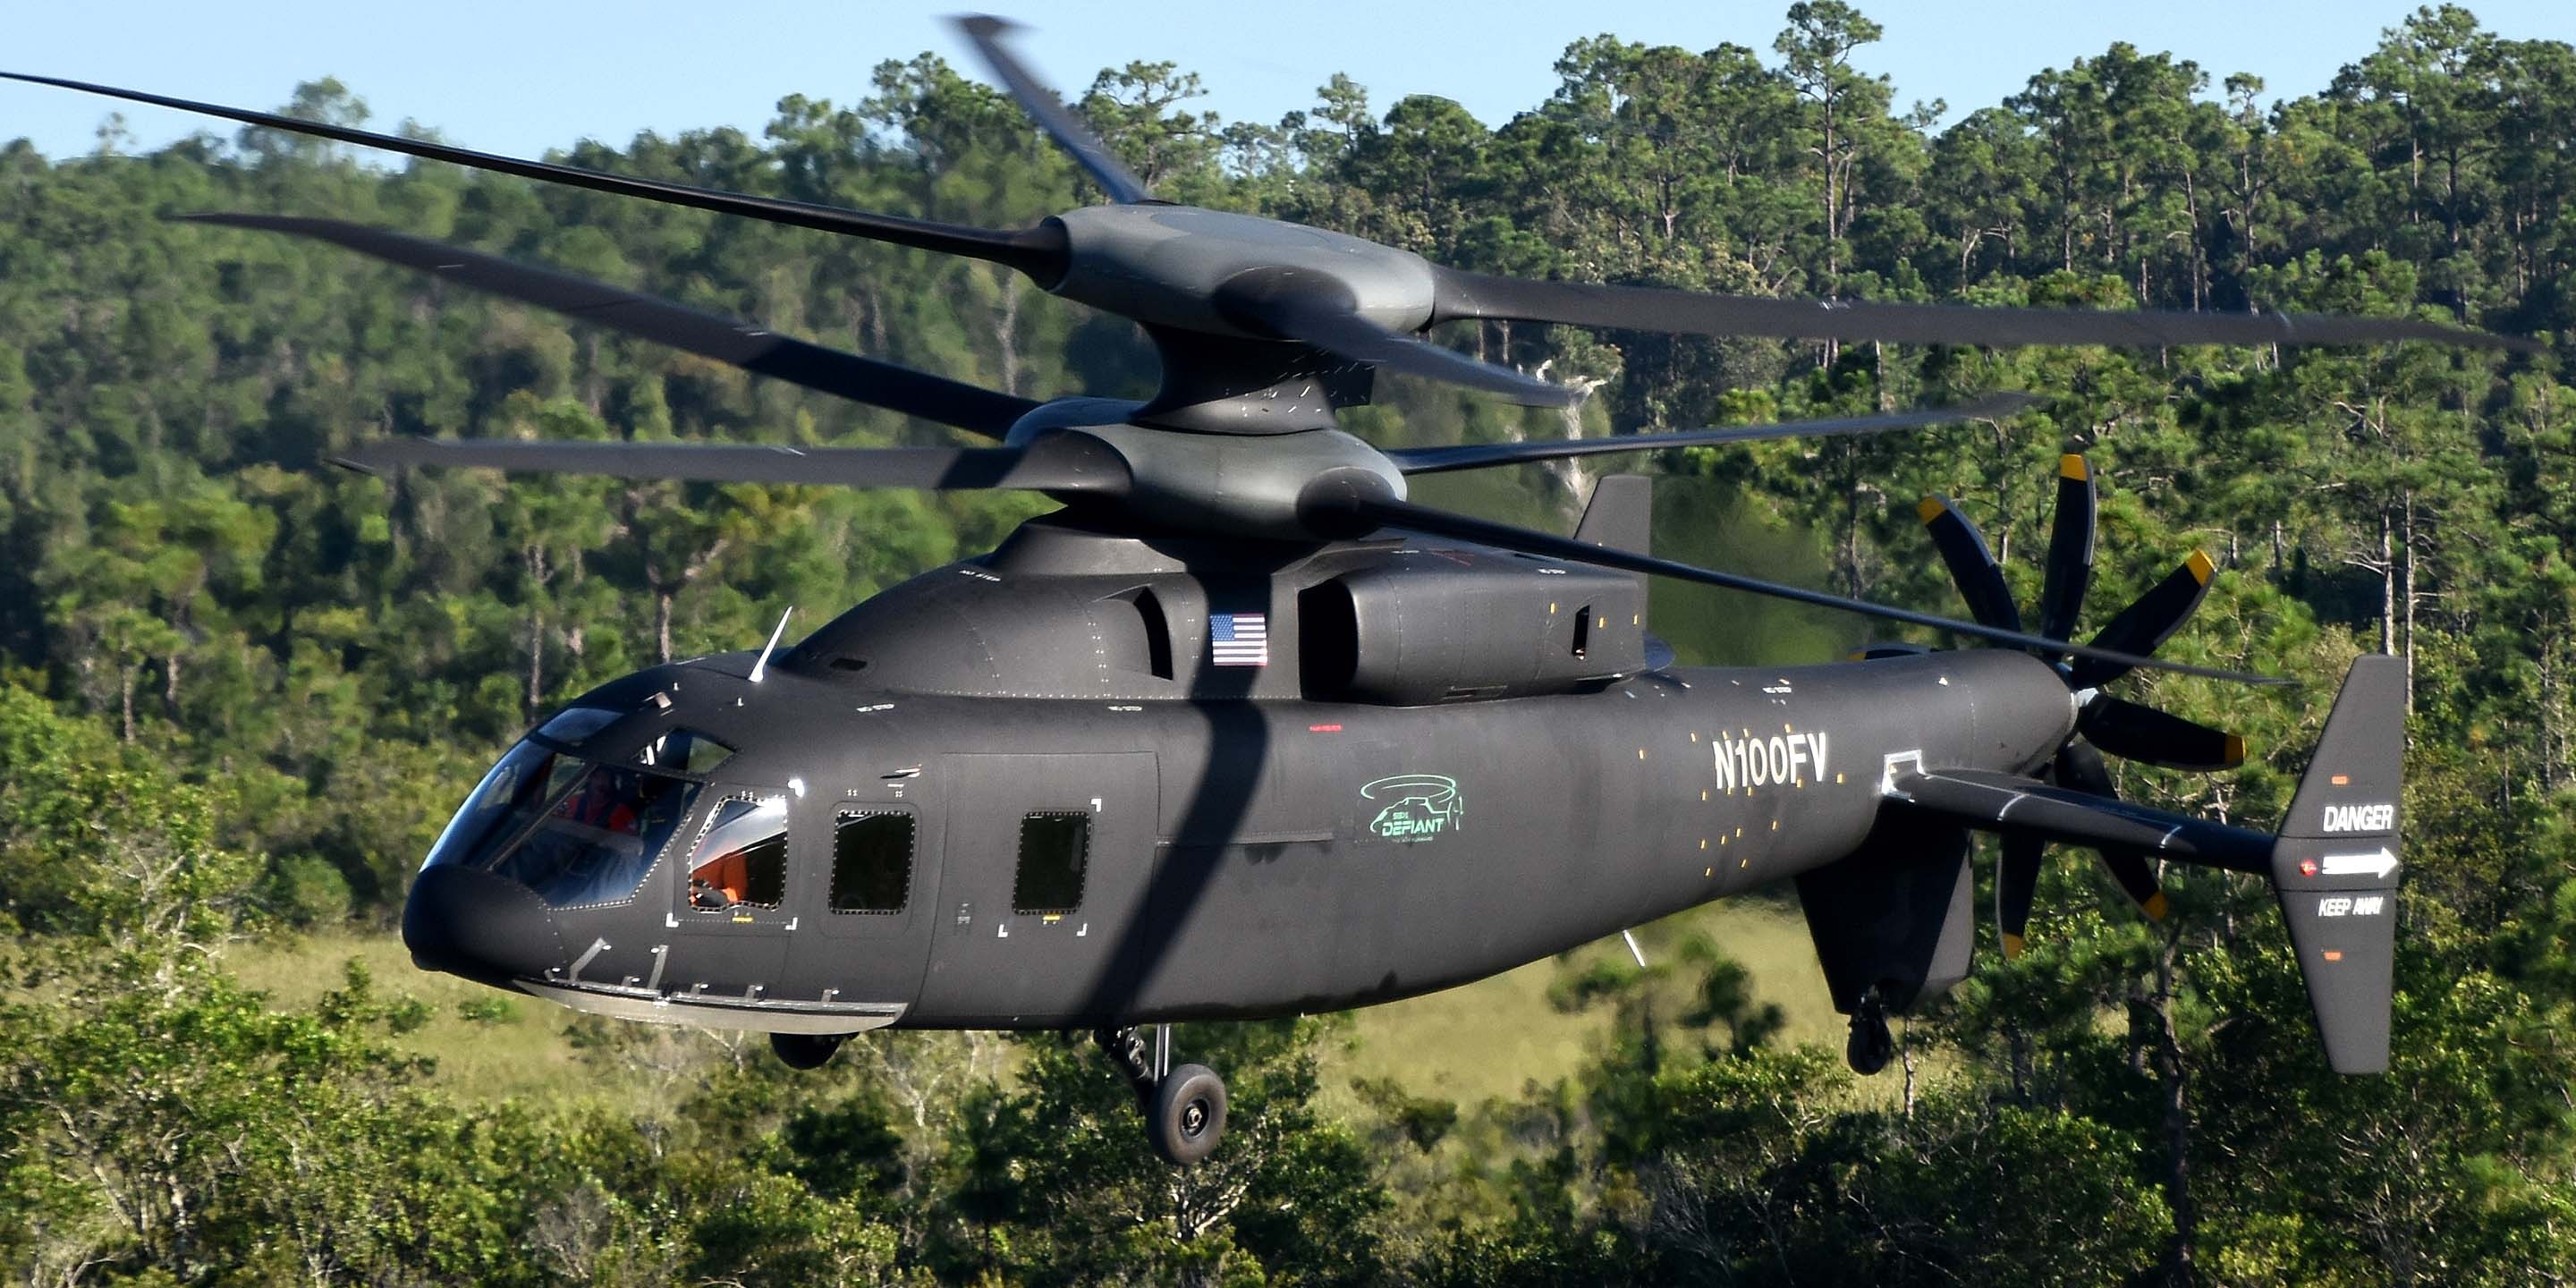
[[1097, 1024, 1228, 1165]]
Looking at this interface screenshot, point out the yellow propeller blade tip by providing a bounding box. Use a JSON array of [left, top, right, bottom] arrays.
[[2001, 932, 2027, 960], [2222, 733, 2248, 767], [2186, 549, 2216, 584], [2140, 891, 2172, 921], [1916, 496, 1947, 524], [2058, 453, 2088, 480]]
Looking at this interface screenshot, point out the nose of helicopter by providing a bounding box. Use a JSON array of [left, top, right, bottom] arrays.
[[403, 864, 568, 986]]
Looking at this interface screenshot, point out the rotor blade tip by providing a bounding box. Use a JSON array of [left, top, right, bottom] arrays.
[[2059, 453, 2089, 481], [952, 13, 1013, 37]]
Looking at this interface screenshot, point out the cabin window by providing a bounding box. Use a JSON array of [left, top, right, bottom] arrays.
[[1013, 811, 1090, 915], [686, 795, 789, 911], [832, 810, 915, 913]]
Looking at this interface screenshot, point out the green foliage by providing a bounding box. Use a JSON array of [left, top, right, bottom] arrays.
[[5, 5, 2576, 1283]]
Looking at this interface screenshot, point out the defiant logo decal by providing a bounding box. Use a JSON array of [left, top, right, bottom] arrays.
[[1363, 775, 1462, 843], [1712, 730, 1830, 791]]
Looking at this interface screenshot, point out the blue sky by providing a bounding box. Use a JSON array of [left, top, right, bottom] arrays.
[[4, 2, 2570, 162]]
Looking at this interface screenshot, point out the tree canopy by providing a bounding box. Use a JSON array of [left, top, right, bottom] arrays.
[[4, 4, 2576, 1283]]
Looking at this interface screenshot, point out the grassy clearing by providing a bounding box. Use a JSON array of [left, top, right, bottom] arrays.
[[229, 928, 620, 1104], [1326, 897, 1844, 1111]]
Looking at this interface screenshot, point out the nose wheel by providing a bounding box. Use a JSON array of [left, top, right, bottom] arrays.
[[771, 1031, 849, 1070], [1096, 1025, 1228, 1165]]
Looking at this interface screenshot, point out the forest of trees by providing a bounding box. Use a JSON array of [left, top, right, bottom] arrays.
[[5, 3, 2576, 1282]]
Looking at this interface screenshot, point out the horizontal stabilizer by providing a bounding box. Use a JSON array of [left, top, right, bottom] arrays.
[[1888, 767, 2270, 874]]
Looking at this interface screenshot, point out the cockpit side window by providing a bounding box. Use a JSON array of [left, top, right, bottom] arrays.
[[489, 765, 699, 909], [687, 795, 790, 911], [424, 740, 588, 874], [832, 810, 914, 913]]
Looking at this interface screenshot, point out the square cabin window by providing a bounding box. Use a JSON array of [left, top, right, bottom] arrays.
[[1013, 812, 1090, 915], [832, 810, 915, 914]]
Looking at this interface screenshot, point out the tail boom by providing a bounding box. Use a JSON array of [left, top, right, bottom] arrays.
[[1885, 655, 2403, 1073]]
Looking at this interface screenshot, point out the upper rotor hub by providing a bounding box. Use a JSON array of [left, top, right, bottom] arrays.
[[1044, 205, 1438, 339]]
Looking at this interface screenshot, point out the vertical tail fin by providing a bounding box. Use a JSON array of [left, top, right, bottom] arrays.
[[2270, 655, 2405, 1073], [1574, 474, 1660, 656]]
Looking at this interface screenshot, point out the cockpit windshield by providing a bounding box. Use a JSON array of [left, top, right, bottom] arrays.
[[423, 737, 704, 909]]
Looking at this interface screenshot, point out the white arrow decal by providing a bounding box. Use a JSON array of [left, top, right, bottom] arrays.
[[2318, 848, 2399, 879]]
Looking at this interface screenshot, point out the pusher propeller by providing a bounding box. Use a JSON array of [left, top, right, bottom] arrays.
[[1915, 455, 2240, 955]]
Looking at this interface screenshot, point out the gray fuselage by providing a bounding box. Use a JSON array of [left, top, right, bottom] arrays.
[[402, 517, 2075, 1035]]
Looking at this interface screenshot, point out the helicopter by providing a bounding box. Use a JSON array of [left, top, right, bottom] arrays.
[[5, 17, 2508, 1165]]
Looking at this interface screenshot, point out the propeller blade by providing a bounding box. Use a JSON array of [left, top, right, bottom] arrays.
[[1996, 832, 2045, 959], [1222, 275, 1575, 406], [1428, 264, 2536, 352], [185, 214, 1039, 439], [2079, 696, 2247, 771], [2065, 551, 2219, 689], [2097, 847, 2172, 921], [2051, 740, 2170, 921], [333, 433, 1130, 494], [1324, 496, 2284, 685], [1386, 392, 2036, 476], [0, 71, 1068, 278], [953, 15, 1155, 205], [2036, 453, 2097, 645], [1918, 495, 2023, 632]]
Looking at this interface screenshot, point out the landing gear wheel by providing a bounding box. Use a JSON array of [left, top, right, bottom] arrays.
[[771, 1031, 847, 1070], [1845, 990, 1894, 1075], [1148, 1063, 1228, 1165]]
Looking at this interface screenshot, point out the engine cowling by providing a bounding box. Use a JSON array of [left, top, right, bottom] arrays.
[[1298, 549, 1648, 705]]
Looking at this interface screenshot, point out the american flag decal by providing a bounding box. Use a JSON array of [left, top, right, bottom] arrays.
[[1209, 612, 1269, 666]]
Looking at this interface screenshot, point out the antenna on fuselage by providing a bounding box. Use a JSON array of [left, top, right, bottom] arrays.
[[749, 606, 794, 684]]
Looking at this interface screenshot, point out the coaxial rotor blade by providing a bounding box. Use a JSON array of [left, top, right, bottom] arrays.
[[1224, 276, 1575, 406], [1428, 265, 2536, 352], [0, 71, 1068, 278], [2036, 453, 2098, 646], [185, 214, 1040, 439], [2053, 740, 2171, 921], [2065, 551, 2219, 690], [2079, 696, 2247, 771], [333, 433, 1130, 494], [1918, 495, 2024, 632], [1385, 392, 2036, 475], [953, 14, 1155, 205], [1996, 832, 2046, 959], [1322, 495, 2283, 685]]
